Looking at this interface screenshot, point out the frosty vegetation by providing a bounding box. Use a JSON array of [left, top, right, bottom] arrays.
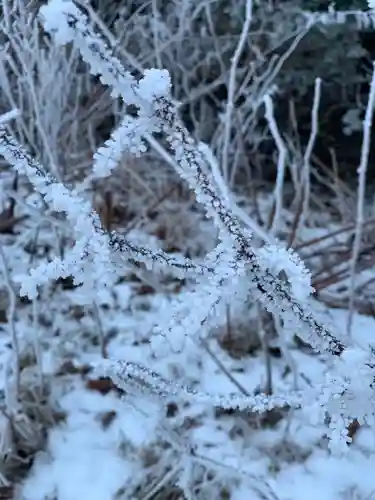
[[1, 0, 375, 498]]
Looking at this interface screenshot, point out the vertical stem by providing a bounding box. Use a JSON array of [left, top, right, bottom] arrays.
[[347, 62, 375, 336]]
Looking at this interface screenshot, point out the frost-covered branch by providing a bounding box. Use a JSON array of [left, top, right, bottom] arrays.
[[0, 0, 372, 466], [0, 0, 362, 430], [97, 359, 306, 412], [37, 0, 347, 358], [0, 127, 221, 295]]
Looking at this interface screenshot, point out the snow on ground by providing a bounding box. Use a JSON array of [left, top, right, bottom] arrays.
[[2, 269, 372, 500], [0, 206, 374, 499]]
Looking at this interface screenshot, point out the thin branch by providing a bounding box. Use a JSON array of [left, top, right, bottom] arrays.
[[221, 0, 253, 185], [347, 62, 375, 336]]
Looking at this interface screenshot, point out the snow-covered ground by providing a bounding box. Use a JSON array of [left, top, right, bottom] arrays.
[[1, 257, 374, 499]]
